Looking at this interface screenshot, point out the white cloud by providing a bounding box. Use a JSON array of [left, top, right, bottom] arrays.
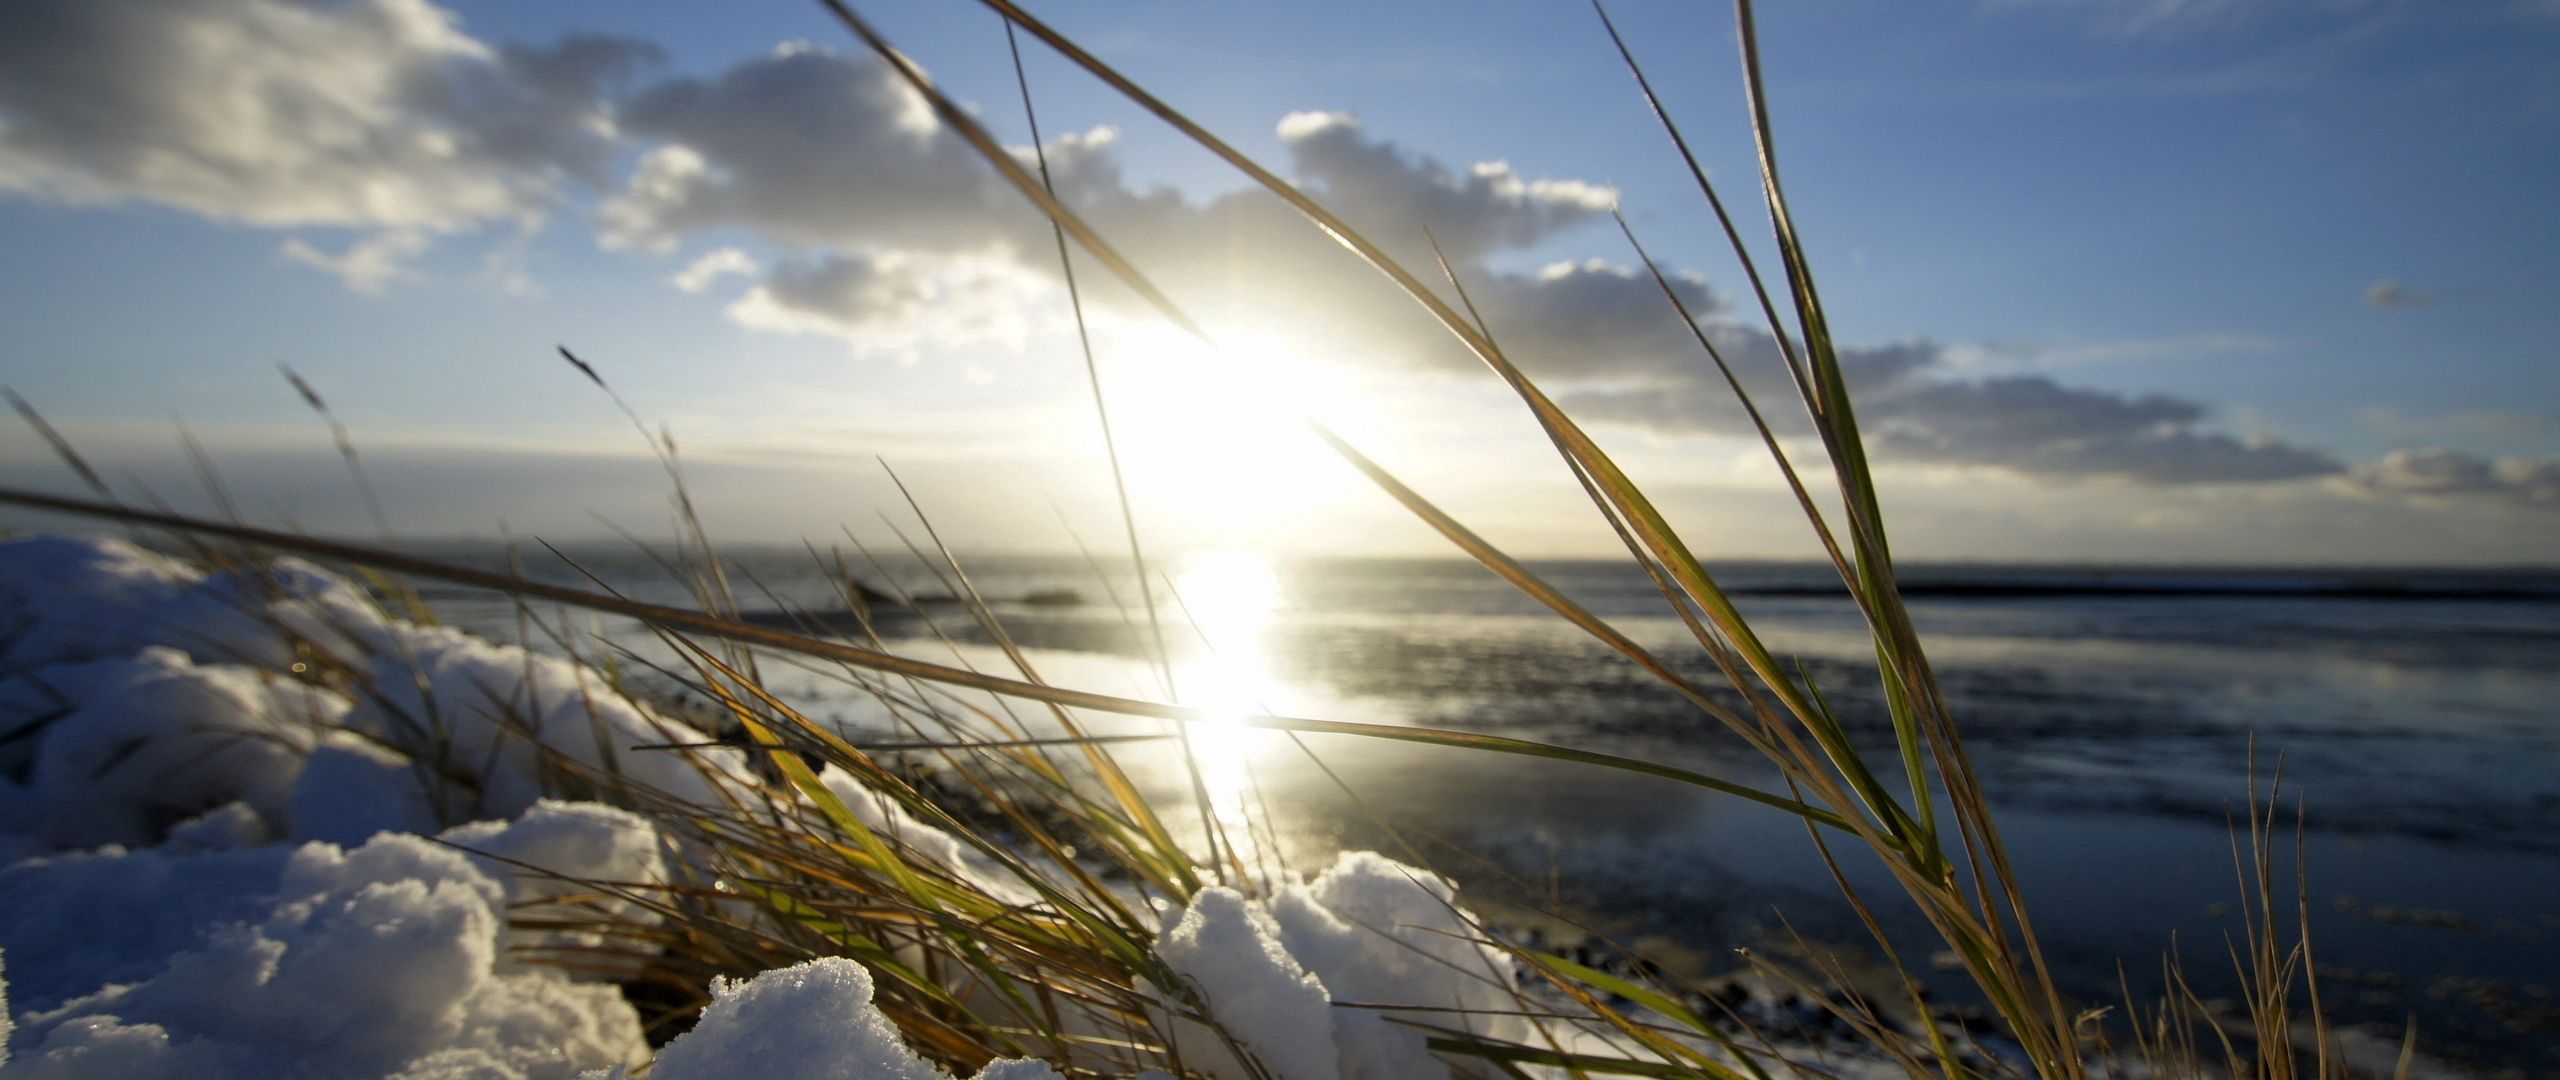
[[279, 230, 432, 294], [593, 44, 1670, 376], [0, 0, 655, 233], [672, 247, 760, 293], [588, 42, 2386, 494], [1276, 111, 1354, 141]]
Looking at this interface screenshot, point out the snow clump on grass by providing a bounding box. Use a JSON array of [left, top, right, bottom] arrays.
[[0, 824, 649, 1079], [626, 958, 1063, 1080]]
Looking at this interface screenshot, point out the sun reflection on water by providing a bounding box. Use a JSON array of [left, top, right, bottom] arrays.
[[1166, 549, 1287, 865]]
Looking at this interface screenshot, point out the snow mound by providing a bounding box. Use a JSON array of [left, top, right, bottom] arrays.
[[441, 799, 667, 971], [328, 616, 745, 818], [0, 535, 377, 674], [1143, 853, 1545, 1080], [0, 534, 1674, 1080], [0, 648, 345, 849], [1269, 851, 1530, 1079], [0, 535, 1037, 1077], [633, 958, 1060, 1080], [1157, 887, 1340, 1080], [0, 535, 757, 844], [1, 828, 647, 1079]]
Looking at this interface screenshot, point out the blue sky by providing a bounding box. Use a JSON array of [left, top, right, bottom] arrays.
[[0, 0, 2554, 562]]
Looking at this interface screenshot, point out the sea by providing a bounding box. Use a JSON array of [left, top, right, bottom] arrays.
[[417, 543, 2560, 1073]]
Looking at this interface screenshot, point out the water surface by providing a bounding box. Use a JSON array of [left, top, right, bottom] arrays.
[[424, 545, 2560, 1071]]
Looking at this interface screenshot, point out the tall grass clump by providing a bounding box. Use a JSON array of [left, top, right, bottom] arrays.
[[0, 1, 2382, 1077]]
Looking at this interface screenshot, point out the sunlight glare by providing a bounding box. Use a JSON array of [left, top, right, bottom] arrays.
[[1167, 549, 1289, 865], [1104, 324, 1361, 532]]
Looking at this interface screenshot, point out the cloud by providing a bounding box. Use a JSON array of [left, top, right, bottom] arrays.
[[1426, 260, 1724, 376], [592, 44, 1677, 371], [724, 250, 1054, 357], [672, 248, 759, 293], [2362, 278, 2436, 309], [4, 0, 2536, 514], [2349, 449, 2560, 508], [1554, 328, 1933, 433], [599, 44, 1009, 253], [1272, 111, 1615, 260], [1867, 374, 2341, 483], [278, 230, 432, 293], [590, 44, 2370, 491], [0, 0, 657, 233], [0, 7, 1672, 362], [1560, 332, 2342, 484]]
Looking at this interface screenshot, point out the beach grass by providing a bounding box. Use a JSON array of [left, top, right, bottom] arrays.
[[0, 0, 2392, 1077]]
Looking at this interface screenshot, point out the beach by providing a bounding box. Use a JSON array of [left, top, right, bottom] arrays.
[[419, 543, 2560, 1072]]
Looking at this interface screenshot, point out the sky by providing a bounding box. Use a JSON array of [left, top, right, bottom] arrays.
[[0, 0, 2555, 564]]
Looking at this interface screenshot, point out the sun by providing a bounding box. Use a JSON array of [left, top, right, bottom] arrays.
[[1097, 324, 1361, 532]]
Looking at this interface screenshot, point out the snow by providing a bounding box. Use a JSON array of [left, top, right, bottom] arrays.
[[1268, 851, 1531, 1080], [0, 533, 1810, 1079], [816, 768, 1037, 907], [0, 536, 691, 1078], [288, 736, 445, 847], [1, 829, 647, 1079], [167, 801, 275, 852], [326, 617, 743, 818], [1142, 853, 1567, 1080], [0, 534, 753, 843], [632, 958, 1060, 1080], [1155, 887, 1341, 1080], [0, 648, 341, 849], [440, 800, 667, 972]]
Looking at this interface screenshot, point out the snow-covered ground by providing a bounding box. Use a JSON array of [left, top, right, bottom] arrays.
[[0, 534, 1685, 1080]]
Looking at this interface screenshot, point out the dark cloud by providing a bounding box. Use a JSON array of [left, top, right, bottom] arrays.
[[1867, 375, 2341, 483], [594, 44, 2360, 491], [0, 0, 656, 231], [591, 46, 1684, 371], [1562, 334, 2342, 485], [2350, 449, 2560, 508], [762, 254, 933, 323], [603, 44, 1012, 253], [1275, 111, 1614, 261], [727, 250, 1050, 354], [1555, 331, 1935, 433], [1446, 261, 1724, 378]]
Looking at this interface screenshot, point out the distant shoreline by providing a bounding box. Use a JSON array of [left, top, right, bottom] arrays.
[[1732, 580, 2560, 602]]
